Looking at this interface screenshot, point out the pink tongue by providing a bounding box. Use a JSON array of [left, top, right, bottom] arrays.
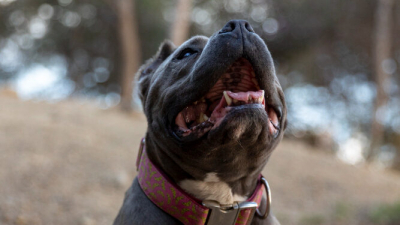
[[226, 90, 264, 102]]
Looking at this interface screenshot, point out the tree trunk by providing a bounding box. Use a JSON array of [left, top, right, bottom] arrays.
[[368, 0, 394, 161], [171, 0, 193, 46], [116, 0, 141, 112]]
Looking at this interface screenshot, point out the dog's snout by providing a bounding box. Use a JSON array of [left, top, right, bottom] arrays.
[[219, 20, 254, 35]]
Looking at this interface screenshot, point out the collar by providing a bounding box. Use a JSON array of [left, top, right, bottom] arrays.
[[136, 138, 271, 225]]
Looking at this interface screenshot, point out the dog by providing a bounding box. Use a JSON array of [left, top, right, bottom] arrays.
[[113, 20, 287, 225]]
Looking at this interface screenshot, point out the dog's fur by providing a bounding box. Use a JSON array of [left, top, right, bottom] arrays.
[[114, 20, 287, 225]]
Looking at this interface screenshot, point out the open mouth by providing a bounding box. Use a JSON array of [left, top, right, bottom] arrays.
[[173, 58, 280, 139]]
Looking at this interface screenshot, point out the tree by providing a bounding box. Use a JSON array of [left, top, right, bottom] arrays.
[[115, 0, 142, 112], [104, 0, 141, 112], [171, 0, 193, 46], [368, 0, 395, 161]]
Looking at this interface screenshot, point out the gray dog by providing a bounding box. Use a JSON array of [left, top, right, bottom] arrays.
[[113, 20, 287, 225]]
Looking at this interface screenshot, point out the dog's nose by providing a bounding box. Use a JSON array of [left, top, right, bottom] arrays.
[[219, 20, 255, 35]]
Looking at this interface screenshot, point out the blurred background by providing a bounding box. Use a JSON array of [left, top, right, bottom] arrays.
[[0, 0, 399, 224]]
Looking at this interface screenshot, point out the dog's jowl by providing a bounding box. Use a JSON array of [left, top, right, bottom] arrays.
[[114, 20, 287, 225]]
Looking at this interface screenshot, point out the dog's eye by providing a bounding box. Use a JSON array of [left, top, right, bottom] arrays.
[[177, 49, 197, 60]]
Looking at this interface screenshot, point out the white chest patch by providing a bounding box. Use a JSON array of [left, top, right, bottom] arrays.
[[179, 172, 247, 204]]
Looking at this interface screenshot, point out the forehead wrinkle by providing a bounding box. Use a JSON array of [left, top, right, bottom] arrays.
[[177, 35, 208, 50]]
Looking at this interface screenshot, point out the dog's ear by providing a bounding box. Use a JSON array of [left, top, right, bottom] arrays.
[[137, 40, 176, 106]]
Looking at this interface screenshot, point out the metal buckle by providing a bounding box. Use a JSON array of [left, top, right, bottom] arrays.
[[202, 200, 258, 225], [255, 177, 271, 219]]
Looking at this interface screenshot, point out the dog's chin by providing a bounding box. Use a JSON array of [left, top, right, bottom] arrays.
[[207, 105, 272, 143]]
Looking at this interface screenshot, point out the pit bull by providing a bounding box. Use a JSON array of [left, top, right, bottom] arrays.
[[113, 20, 287, 225]]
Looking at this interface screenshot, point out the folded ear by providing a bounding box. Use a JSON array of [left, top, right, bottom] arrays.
[[137, 40, 176, 107]]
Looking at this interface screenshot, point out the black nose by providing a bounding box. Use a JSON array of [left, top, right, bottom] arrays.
[[219, 20, 254, 34]]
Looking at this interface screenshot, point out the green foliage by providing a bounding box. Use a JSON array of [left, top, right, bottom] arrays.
[[333, 202, 352, 221], [370, 201, 400, 225]]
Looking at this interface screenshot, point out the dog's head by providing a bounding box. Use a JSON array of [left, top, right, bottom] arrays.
[[138, 20, 287, 182]]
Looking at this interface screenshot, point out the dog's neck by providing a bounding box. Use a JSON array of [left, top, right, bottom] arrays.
[[145, 139, 261, 205], [178, 172, 251, 204]]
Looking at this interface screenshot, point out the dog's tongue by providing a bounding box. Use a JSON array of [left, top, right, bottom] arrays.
[[226, 90, 264, 102], [209, 90, 265, 127]]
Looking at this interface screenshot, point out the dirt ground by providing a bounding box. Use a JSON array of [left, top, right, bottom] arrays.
[[1, 95, 400, 225]]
